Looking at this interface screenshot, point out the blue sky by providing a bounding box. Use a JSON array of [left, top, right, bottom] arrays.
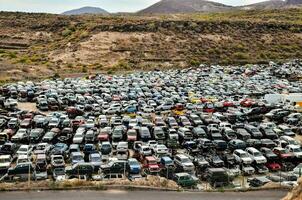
[[0, 0, 277, 13]]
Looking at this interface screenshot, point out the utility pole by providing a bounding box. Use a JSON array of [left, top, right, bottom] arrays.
[[28, 136, 31, 188]]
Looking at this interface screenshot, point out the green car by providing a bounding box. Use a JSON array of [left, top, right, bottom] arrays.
[[173, 172, 197, 188]]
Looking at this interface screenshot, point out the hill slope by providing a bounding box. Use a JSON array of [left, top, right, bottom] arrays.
[[287, 0, 302, 5], [240, 0, 286, 10], [138, 0, 233, 14], [0, 9, 301, 82], [62, 6, 109, 15]]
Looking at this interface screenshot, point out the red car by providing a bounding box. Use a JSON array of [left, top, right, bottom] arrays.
[[72, 118, 85, 127], [203, 102, 215, 113], [200, 98, 208, 103], [266, 162, 281, 171], [97, 127, 111, 141], [240, 99, 256, 107], [127, 129, 137, 142], [20, 118, 32, 128], [142, 156, 160, 175], [223, 101, 234, 107], [273, 147, 294, 160], [112, 95, 121, 101]]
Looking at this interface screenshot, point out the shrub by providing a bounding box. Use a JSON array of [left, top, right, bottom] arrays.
[[189, 59, 200, 67], [62, 28, 72, 37], [7, 52, 17, 59], [233, 52, 249, 60], [82, 65, 88, 73]]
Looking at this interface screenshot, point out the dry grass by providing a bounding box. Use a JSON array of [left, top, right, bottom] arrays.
[[0, 176, 179, 191], [0, 9, 302, 82]]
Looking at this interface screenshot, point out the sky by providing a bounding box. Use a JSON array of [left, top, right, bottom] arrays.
[[0, 0, 279, 13]]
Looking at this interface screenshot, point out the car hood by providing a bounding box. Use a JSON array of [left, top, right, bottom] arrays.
[[0, 163, 10, 167]]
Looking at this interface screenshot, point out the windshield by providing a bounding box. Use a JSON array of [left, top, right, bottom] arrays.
[[129, 160, 138, 165], [128, 131, 136, 136], [254, 152, 262, 157], [91, 156, 100, 162], [293, 148, 302, 152], [0, 158, 10, 163], [54, 168, 65, 175], [182, 158, 191, 163], [240, 153, 248, 158]]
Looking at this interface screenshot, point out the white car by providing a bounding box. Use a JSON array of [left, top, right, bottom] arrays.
[[286, 145, 302, 159], [174, 154, 195, 172], [139, 145, 152, 156], [4, 98, 17, 108], [0, 155, 12, 172], [246, 147, 267, 164], [16, 145, 32, 157], [73, 132, 85, 144], [16, 154, 30, 165], [154, 144, 169, 155], [233, 149, 253, 165], [116, 142, 128, 152]]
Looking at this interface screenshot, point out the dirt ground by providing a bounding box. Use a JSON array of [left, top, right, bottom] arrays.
[[17, 102, 38, 112]]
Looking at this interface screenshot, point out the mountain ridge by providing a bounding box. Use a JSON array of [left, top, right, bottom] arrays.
[[62, 6, 109, 15]]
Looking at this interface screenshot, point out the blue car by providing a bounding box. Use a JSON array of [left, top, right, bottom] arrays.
[[128, 158, 141, 174]]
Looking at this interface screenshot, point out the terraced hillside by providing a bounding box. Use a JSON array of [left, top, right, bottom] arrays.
[[0, 9, 301, 82]]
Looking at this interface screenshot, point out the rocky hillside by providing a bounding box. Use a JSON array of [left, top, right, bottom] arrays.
[[287, 0, 302, 5], [0, 9, 301, 83], [62, 6, 109, 15], [240, 0, 286, 10], [138, 0, 233, 14]]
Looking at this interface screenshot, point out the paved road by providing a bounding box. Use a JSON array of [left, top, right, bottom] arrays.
[[0, 190, 287, 200]]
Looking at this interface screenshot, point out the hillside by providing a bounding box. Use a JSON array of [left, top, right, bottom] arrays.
[[62, 6, 109, 15], [138, 0, 233, 14], [0, 9, 301, 83], [240, 0, 286, 10], [287, 0, 302, 5]]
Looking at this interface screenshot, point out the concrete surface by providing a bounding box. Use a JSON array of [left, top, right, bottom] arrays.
[[0, 190, 287, 200]]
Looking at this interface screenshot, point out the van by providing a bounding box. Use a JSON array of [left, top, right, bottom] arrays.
[[138, 127, 151, 141], [236, 128, 251, 140], [206, 168, 229, 188]]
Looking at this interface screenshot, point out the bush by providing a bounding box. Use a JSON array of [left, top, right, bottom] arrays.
[[82, 66, 88, 73], [7, 52, 17, 59], [189, 59, 200, 67], [62, 28, 72, 37], [233, 52, 249, 60]]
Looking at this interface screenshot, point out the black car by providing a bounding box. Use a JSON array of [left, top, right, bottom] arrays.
[[192, 127, 207, 138], [260, 147, 278, 161], [248, 177, 270, 187], [100, 160, 126, 174], [260, 139, 276, 149], [212, 140, 227, 151], [65, 163, 94, 178], [260, 127, 278, 140], [29, 128, 44, 143], [228, 139, 246, 151], [246, 139, 262, 149], [206, 155, 224, 167], [0, 142, 19, 156]]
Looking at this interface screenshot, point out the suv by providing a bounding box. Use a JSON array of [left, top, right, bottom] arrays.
[[0, 155, 12, 174], [246, 147, 267, 164], [174, 154, 195, 172], [233, 149, 253, 165], [7, 162, 36, 180], [205, 168, 229, 188], [173, 172, 197, 188], [100, 160, 126, 174], [178, 127, 193, 142], [65, 163, 94, 178]]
